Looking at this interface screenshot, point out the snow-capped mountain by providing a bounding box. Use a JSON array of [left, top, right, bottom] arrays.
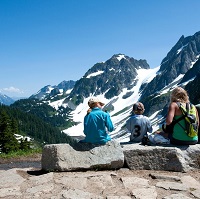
[[12, 31, 200, 143], [0, 93, 15, 105], [66, 54, 149, 106], [30, 80, 76, 100], [141, 31, 200, 100]]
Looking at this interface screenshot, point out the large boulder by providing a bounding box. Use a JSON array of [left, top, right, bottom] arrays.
[[122, 143, 200, 172], [41, 140, 124, 171]]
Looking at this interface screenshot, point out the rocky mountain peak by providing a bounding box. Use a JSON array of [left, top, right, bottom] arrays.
[[141, 31, 200, 101], [67, 54, 150, 105]]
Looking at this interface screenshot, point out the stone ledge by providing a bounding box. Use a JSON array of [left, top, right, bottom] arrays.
[[122, 143, 200, 172], [41, 140, 124, 171], [42, 140, 200, 172]]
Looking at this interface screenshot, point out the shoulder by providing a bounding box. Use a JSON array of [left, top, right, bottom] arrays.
[[128, 114, 145, 120], [91, 108, 108, 115], [170, 102, 178, 107], [142, 115, 150, 120], [168, 102, 179, 110], [91, 107, 102, 112]]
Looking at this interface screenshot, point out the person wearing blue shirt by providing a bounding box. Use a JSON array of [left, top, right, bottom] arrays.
[[80, 97, 114, 144]]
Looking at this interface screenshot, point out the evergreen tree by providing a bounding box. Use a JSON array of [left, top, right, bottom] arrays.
[[0, 110, 20, 153], [20, 138, 31, 150], [11, 118, 19, 135]]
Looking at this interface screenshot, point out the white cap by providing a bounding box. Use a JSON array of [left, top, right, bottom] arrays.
[[88, 97, 105, 107]]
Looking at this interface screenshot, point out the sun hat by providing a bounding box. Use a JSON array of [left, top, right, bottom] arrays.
[[88, 97, 105, 107]]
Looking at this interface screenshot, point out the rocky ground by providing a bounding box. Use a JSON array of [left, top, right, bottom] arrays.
[[0, 155, 200, 199]]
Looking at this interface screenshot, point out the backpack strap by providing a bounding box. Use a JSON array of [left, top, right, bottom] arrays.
[[163, 102, 190, 134], [186, 102, 190, 112], [162, 115, 185, 133], [171, 102, 187, 131], [177, 102, 188, 116]]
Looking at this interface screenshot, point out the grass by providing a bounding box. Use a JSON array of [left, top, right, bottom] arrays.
[[0, 148, 42, 159]]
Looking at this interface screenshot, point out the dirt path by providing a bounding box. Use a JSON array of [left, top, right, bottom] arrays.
[[0, 153, 42, 170]]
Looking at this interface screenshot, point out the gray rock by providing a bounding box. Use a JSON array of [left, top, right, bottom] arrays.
[[0, 168, 25, 188], [163, 193, 193, 199], [106, 196, 132, 199], [57, 189, 103, 199], [149, 173, 181, 181], [121, 177, 150, 188], [156, 181, 187, 191], [191, 189, 200, 199], [26, 183, 54, 194], [131, 186, 157, 199], [122, 143, 200, 172], [0, 187, 22, 198], [42, 140, 124, 171], [181, 175, 200, 190], [0, 169, 25, 198]]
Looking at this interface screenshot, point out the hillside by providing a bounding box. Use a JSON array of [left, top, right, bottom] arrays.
[[0, 104, 74, 146]]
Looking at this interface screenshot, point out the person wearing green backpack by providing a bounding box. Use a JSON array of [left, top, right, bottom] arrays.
[[163, 87, 199, 145]]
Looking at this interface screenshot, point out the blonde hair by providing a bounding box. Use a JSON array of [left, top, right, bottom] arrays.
[[89, 102, 98, 109], [170, 87, 189, 103]]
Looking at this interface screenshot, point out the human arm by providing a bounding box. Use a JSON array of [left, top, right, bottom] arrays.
[[83, 115, 88, 136], [126, 118, 131, 133], [195, 106, 199, 127], [166, 102, 177, 125], [147, 119, 153, 133], [105, 113, 114, 132]]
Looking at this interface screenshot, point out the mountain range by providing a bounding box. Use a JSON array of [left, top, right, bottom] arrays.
[[4, 31, 200, 143]]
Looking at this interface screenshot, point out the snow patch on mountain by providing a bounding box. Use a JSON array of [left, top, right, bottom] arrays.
[[49, 98, 67, 110], [177, 44, 188, 54], [86, 71, 104, 78], [65, 89, 73, 94], [116, 54, 126, 61], [190, 54, 200, 68], [159, 74, 184, 95]]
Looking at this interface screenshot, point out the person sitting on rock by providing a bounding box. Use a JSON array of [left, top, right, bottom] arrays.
[[163, 87, 199, 145], [80, 97, 114, 144], [126, 102, 152, 142]]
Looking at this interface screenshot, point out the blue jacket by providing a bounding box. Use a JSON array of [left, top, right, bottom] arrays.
[[82, 107, 114, 144]]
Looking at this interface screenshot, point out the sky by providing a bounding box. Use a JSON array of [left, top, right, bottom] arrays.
[[0, 0, 200, 98]]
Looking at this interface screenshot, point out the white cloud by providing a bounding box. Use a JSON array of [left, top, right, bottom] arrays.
[[1, 86, 24, 94]]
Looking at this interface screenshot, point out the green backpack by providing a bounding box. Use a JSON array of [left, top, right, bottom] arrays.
[[177, 102, 198, 138]]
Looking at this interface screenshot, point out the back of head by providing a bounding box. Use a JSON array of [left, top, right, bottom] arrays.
[[170, 87, 189, 103], [132, 102, 145, 115], [88, 97, 105, 108]]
